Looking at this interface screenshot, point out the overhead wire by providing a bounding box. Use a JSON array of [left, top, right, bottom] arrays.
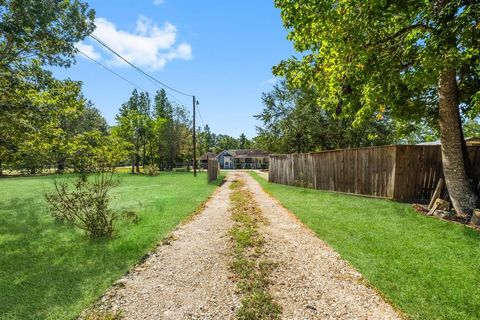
[[90, 33, 194, 97], [77, 49, 148, 92], [78, 46, 192, 113], [76, 30, 208, 128], [196, 104, 205, 128]]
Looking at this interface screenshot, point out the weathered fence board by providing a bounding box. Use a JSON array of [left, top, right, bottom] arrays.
[[269, 145, 480, 202], [207, 159, 220, 182]]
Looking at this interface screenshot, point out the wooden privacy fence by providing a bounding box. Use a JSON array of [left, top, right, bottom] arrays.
[[207, 159, 220, 182], [269, 145, 480, 202]]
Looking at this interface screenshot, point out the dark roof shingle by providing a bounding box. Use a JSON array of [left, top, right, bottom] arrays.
[[226, 149, 270, 158], [199, 152, 217, 161]]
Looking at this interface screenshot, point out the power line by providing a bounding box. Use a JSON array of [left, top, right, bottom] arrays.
[[79, 43, 191, 111], [165, 91, 189, 108], [77, 26, 201, 176], [79, 46, 203, 127], [78, 49, 191, 111], [196, 104, 205, 128], [77, 49, 148, 92], [90, 33, 194, 97]]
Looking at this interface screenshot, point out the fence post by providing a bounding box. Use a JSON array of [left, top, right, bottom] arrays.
[[207, 158, 219, 182]]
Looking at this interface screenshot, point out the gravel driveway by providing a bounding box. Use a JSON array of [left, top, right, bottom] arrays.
[[88, 171, 400, 319], [243, 172, 400, 319]]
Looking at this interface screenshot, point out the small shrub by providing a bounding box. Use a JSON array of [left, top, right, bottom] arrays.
[[294, 172, 313, 188], [144, 164, 159, 176], [45, 172, 120, 239], [122, 210, 140, 224]]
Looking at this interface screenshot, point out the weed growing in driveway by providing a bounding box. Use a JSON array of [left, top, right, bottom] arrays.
[[228, 179, 281, 320], [82, 310, 123, 320]]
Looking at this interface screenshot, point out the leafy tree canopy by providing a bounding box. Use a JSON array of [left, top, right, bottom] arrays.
[[0, 0, 95, 70], [273, 0, 480, 125]]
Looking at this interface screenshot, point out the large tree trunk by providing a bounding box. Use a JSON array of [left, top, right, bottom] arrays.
[[131, 155, 135, 174], [135, 153, 140, 173], [437, 66, 478, 221], [158, 147, 162, 169], [57, 159, 65, 173]]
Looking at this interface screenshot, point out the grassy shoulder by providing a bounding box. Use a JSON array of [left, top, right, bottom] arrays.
[[0, 172, 224, 320], [251, 172, 480, 320]]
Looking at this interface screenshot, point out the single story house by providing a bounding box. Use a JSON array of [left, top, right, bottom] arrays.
[[198, 152, 217, 169], [198, 149, 271, 169], [217, 149, 270, 169]]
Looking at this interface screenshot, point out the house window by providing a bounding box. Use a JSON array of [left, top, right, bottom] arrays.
[[224, 156, 232, 168]]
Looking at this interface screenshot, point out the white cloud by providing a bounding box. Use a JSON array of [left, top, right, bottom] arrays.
[[93, 16, 192, 70], [153, 0, 164, 5], [260, 78, 277, 86], [76, 42, 101, 60]]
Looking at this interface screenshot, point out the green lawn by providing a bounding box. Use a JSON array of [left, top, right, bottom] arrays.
[[251, 173, 480, 320], [0, 172, 223, 320]]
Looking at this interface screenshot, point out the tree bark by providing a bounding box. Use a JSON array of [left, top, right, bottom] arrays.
[[437, 66, 478, 221], [135, 153, 140, 173], [57, 159, 65, 173], [158, 142, 164, 171]]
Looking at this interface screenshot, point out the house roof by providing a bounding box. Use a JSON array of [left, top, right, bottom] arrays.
[[417, 137, 480, 146], [198, 152, 217, 161], [225, 149, 271, 158]]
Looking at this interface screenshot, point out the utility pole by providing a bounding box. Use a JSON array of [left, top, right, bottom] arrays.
[[193, 95, 197, 177]]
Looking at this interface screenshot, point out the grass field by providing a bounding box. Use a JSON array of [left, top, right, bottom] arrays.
[[251, 173, 480, 320], [0, 172, 223, 320]]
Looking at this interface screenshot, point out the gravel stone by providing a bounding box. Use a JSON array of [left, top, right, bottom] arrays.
[[242, 172, 401, 320], [86, 172, 401, 320], [89, 175, 240, 319]]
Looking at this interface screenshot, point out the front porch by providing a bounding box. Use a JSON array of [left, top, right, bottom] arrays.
[[233, 157, 269, 169]]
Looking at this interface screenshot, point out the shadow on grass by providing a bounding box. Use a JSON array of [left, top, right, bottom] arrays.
[[0, 197, 126, 319], [207, 174, 226, 187], [0, 172, 223, 319]]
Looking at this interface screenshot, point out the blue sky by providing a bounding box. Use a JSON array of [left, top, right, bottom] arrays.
[[52, 0, 295, 138]]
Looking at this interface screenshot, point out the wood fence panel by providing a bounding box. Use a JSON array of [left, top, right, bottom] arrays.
[[468, 148, 480, 190], [270, 146, 397, 199], [207, 159, 220, 182], [393, 145, 444, 201], [269, 145, 480, 202]]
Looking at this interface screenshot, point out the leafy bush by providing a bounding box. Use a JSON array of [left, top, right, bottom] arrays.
[[144, 164, 159, 176], [122, 210, 140, 224], [45, 172, 120, 239], [70, 132, 131, 174]]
